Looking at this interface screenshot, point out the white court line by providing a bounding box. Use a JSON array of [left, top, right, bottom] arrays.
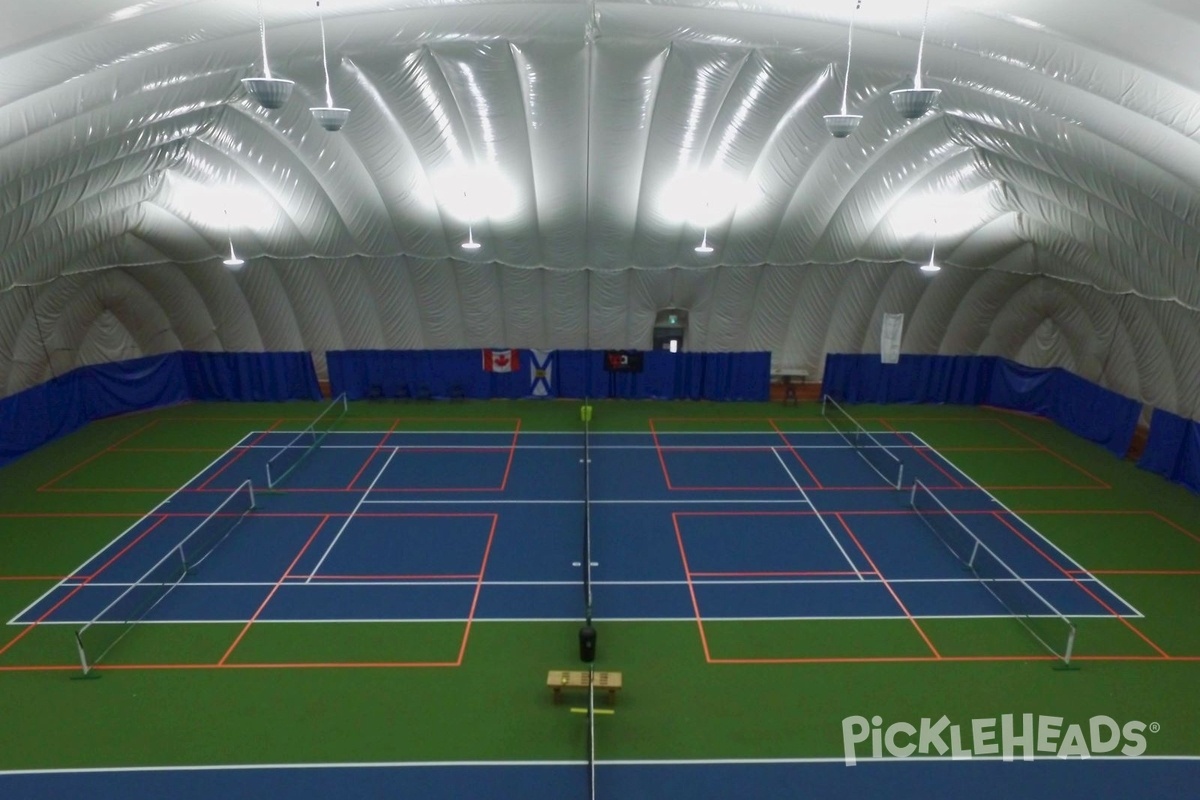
[[251, 430, 860, 437], [23, 610, 1136, 627], [905, 431, 1146, 619], [305, 447, 399, 583], [238, 443, 870, 451], [6, 434, 257, 627], [3, 754, 1197, 777], [49, 575, 1115, 589], [771, 447, 862, 580], [360, 498, 812, 505]]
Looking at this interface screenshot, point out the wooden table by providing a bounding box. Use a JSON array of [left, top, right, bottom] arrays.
[[547, 670, 623, 705]]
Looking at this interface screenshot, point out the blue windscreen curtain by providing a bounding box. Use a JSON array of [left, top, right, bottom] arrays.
[[820, 354, 1140, 457], [0, 351, 320, 468], [181, 352, 321, 401], [821, 354, 995, 405], [1138, 408, 1200, 493], [985, 360, 1140, 457], [327, 350, 770, 401]]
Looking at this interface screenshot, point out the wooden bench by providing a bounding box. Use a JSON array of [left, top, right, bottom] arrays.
[[547, 670, 623, 705]]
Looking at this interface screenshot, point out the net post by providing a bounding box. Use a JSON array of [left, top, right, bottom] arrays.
[[73, 631, 94, 678], [1054, 624, 1080, 671], [895, 463, 904, 491], [265, 461, 275, 489], [245, 479, 256, 510], [821, 394, 828, 416], [909, 479, 919, 508]]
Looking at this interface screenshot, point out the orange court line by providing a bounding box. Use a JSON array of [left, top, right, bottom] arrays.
[[1152, 512, 1200, 545], [672, 513, 713, 662], [979, 405, 1053, 422], [0, 576, 76, 581], [992, 513, 1170, 658], [689, 570, 872, 578], [0, 661, 463, 672], [834, 513, 941, 659], [992, 418, 1111, 489], [383, 415, 524, 423], [113, 447, 231, 453], [198, 419, 284, 491], [220, 515, 332, 665], [932, 446, 1041, 453], [709, 654, 1057, 665], [1067, 569, 1200, 576], [497, 419, 523, 491], [38, 419, 160, 491], [767, 417, 824, 488], [879, 419, 964, 488], [0, 515, 170, 659], [455, 514, 499, 665], [648, 419, 675, 490], [346, 418, 403, 490], [0, 512, 142, 518], [290, 573, 482, 581]]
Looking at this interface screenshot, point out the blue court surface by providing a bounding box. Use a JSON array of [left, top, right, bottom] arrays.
[[16, 431, 1138, 643], [1, 758, 1197, 800], [8, 427, 1189, 798]]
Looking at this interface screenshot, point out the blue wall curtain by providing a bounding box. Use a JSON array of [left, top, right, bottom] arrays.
[[0, 351, 320, 469], [182, 352, 321, 401], [1138, 408, 1200, 493], [328, 350, 770, 402], [820, 354, 1140, 458]]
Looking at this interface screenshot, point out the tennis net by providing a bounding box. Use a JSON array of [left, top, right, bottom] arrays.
[[265, 393, 349, 488], [74, 480, 256, 675], [582, 399, 593, 625], [822, 395, 904, 489], [909, 479, 1077, 667]]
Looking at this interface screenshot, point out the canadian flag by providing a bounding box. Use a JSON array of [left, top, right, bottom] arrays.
[[482, 349, 519, 373]]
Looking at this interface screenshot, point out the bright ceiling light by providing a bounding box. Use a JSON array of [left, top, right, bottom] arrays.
[[919, 261, 941, 274], [164, 174, 276, 232], [889, 185, 997, 242], [660, 170, 742, 226], [433, 165, 518, 222]]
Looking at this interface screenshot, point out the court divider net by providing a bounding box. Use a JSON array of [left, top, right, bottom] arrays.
[[265, 393, 349, 488], [821, 395, 904, 489], [909, 479, 1077, 667], [73, 479, 256, 676], [582, 398, 593, 625]]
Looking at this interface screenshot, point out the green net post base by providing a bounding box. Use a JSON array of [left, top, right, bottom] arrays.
[[580, 405, 593, 422]]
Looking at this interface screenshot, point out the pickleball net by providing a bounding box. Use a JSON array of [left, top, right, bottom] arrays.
[[822, 395, 904, 489], [265, 393, 349, 488], [910, 479, 1077, 667], [74, 479, 256, 675]]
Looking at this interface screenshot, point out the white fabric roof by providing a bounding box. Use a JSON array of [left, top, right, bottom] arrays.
[[0, 0, 1197, 416]]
